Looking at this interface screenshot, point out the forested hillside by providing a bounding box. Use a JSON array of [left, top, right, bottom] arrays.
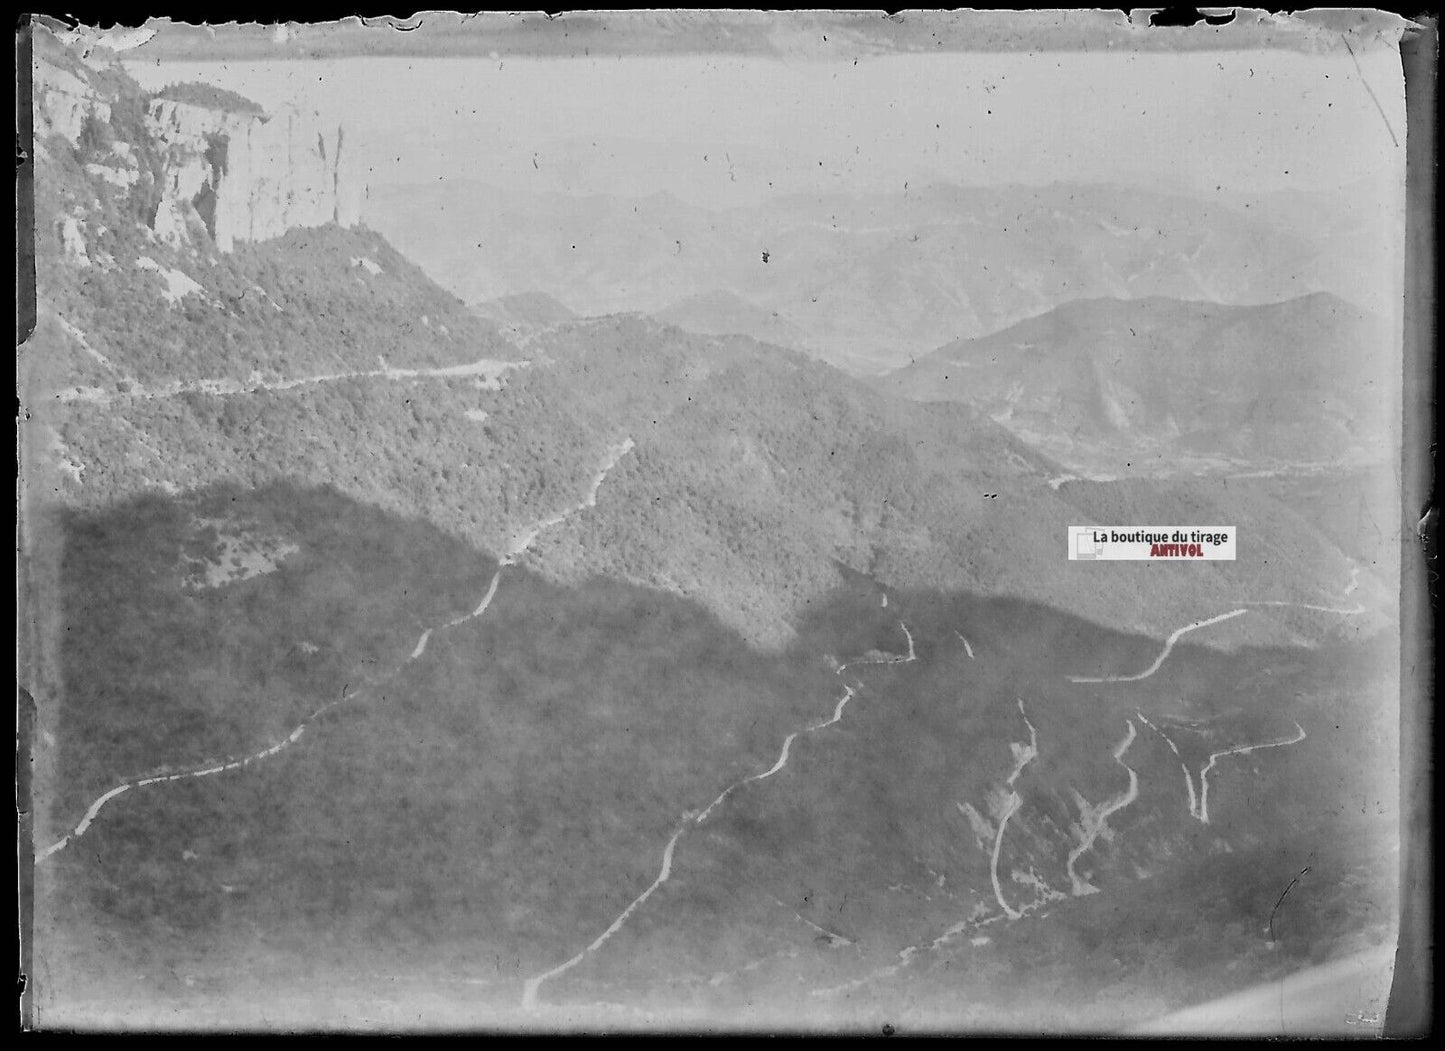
[[35, 483, 1397, 1029], [23, 30, 1400, 1032], [25, 37, 1383, 653], [511, 315, 1381, 648]]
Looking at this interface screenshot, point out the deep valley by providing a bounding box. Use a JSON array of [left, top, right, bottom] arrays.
[[19, 18, 1408, 1035]]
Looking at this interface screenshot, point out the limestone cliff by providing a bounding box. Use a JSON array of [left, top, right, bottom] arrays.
[[32, 35, 365, 253], [144, 97, 366, 252]]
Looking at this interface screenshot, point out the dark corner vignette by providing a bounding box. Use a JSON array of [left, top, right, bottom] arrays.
[[1385, 10, 1438, 1041]]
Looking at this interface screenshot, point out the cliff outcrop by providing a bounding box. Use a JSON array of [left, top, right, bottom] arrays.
[[144, 96, 365, 251], [33, 33, 364, 253]]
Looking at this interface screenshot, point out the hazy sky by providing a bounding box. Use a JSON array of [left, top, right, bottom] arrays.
[[125, 43, 1406, 208]]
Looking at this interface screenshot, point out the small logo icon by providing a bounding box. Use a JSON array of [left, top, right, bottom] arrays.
[[1075, 531, 1099, 560]]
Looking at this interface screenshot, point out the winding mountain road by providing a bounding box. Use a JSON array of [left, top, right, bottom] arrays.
[[1065, 720, 1139, 896], [1005, 698, 1039, 788], [54, 357, 530, 407], [989, 792, 1026, 920], [522, 680, 863, 1010], [1238, 600, 1366, 615], [520, 825, 690, 1012], [520, 625, 912, 1009], [978, 698, 1041, 919], [1067, 610, 1249, 684], [502, 439, 634, 564], [1197, 722, 1307, 825], [1070, 595, 1369, 685], [37, 438, 630, 864], [907, 591, 1357, 986], [837, 621, 917, 674], [1136, 711, 1199, 818]]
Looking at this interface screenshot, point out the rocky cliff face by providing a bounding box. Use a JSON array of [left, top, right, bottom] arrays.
[[144, 98, 365, 252], [32, 38, 364, 253]]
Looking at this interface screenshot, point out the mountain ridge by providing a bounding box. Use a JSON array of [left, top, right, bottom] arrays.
[[23, 30, 1401, 1031], [24, 30, 1388, 654], [363, 176, 1347, 373], [885, 292, 1395, 468]]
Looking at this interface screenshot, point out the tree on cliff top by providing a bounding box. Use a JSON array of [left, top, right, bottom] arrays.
[[154, 81, 266, 116]]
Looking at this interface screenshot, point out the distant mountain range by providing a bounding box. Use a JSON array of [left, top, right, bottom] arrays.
[[25, 28, 1395, 659], [885, 293, 1396, 469], [365, 179, 1378, 374]]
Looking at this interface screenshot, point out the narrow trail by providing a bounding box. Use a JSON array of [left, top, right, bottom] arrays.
[[1135, 710, 1308, 825], [989, 792, 1025, 919], [521, 580, 913, 1010], [502, 439, 635, 563], [829, 701, 1063, 984], [893, 599, 1345, 988], [693, 681, 857, 823], [37, 437, 631, 864], [444, 570, 503, 627], [1065, 720, 1140, 896], [38, 563, 508, 864], [975, 698, 1041, 920], [1079, 592, 1351, 827], [53, 357, 530, 406], [522, 681, 862, 1010], [1070, 597, 1368, 685], [1005, 698, 1038, 787], [1238, 600, 1367, 615], [1135, 711, 1199, 818], [520, 825, 690, 1012], [1197, 722, 1307, 824], [837, 621, 917, 674], [1067, 609, 1248, 684]]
